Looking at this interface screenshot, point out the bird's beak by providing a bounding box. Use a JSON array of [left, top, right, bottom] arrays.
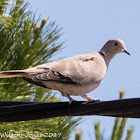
[[124, 49, 130, 55]]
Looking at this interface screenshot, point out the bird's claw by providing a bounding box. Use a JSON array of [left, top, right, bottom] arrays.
[[82, 98, 101, 105], [69, 99, 77, 105]]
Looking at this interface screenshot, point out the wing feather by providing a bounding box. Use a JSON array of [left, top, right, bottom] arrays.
[[25, 52, 105, 86]]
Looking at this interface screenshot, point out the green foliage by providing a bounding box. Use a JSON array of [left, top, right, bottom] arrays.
[[126, 126, 134, 140], [94, 121, 101, 140], [0, 116, 80, 140], [0, 0, 62, 100], [0, 0, 80, 139], [111, 117, 121, 140], [75, 130, 82, 140]]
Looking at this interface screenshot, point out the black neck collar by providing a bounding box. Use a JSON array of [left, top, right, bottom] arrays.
[[98, 51, 106, 57]]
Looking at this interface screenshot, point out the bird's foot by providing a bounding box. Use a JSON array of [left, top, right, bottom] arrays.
[[69, 99, 77, 105], [82, 99, 101, 105], [62, 93, 77, 105], [81, 94, 101, 104]]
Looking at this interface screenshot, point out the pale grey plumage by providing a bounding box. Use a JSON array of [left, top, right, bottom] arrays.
[[0, 39, 130, 103]]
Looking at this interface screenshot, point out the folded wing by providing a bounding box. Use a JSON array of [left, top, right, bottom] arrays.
[[26, 52, 106, 86]]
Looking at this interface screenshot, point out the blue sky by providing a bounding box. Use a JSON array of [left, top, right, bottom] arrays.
[[29, 0, 140, 139]]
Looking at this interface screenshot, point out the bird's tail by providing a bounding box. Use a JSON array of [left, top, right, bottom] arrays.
[[0, 70, 26, 78]]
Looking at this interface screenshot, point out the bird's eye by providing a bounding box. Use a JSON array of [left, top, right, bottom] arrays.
[[114, 43, 118, 46]]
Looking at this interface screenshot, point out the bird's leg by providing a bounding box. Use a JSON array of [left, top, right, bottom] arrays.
[[81, 94, 101, 104], [62, 93, 76, 104]]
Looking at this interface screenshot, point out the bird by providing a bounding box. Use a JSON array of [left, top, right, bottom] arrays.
[[0, 39, 130, 104]]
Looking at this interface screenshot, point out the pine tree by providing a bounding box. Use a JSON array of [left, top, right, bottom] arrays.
[[0, 0, 80, 139]]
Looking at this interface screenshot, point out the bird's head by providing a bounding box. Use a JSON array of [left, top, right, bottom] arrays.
[[100, 39, 130, 58]]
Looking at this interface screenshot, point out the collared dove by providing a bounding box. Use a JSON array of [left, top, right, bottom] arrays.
[[0, 39, 130, 104]]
